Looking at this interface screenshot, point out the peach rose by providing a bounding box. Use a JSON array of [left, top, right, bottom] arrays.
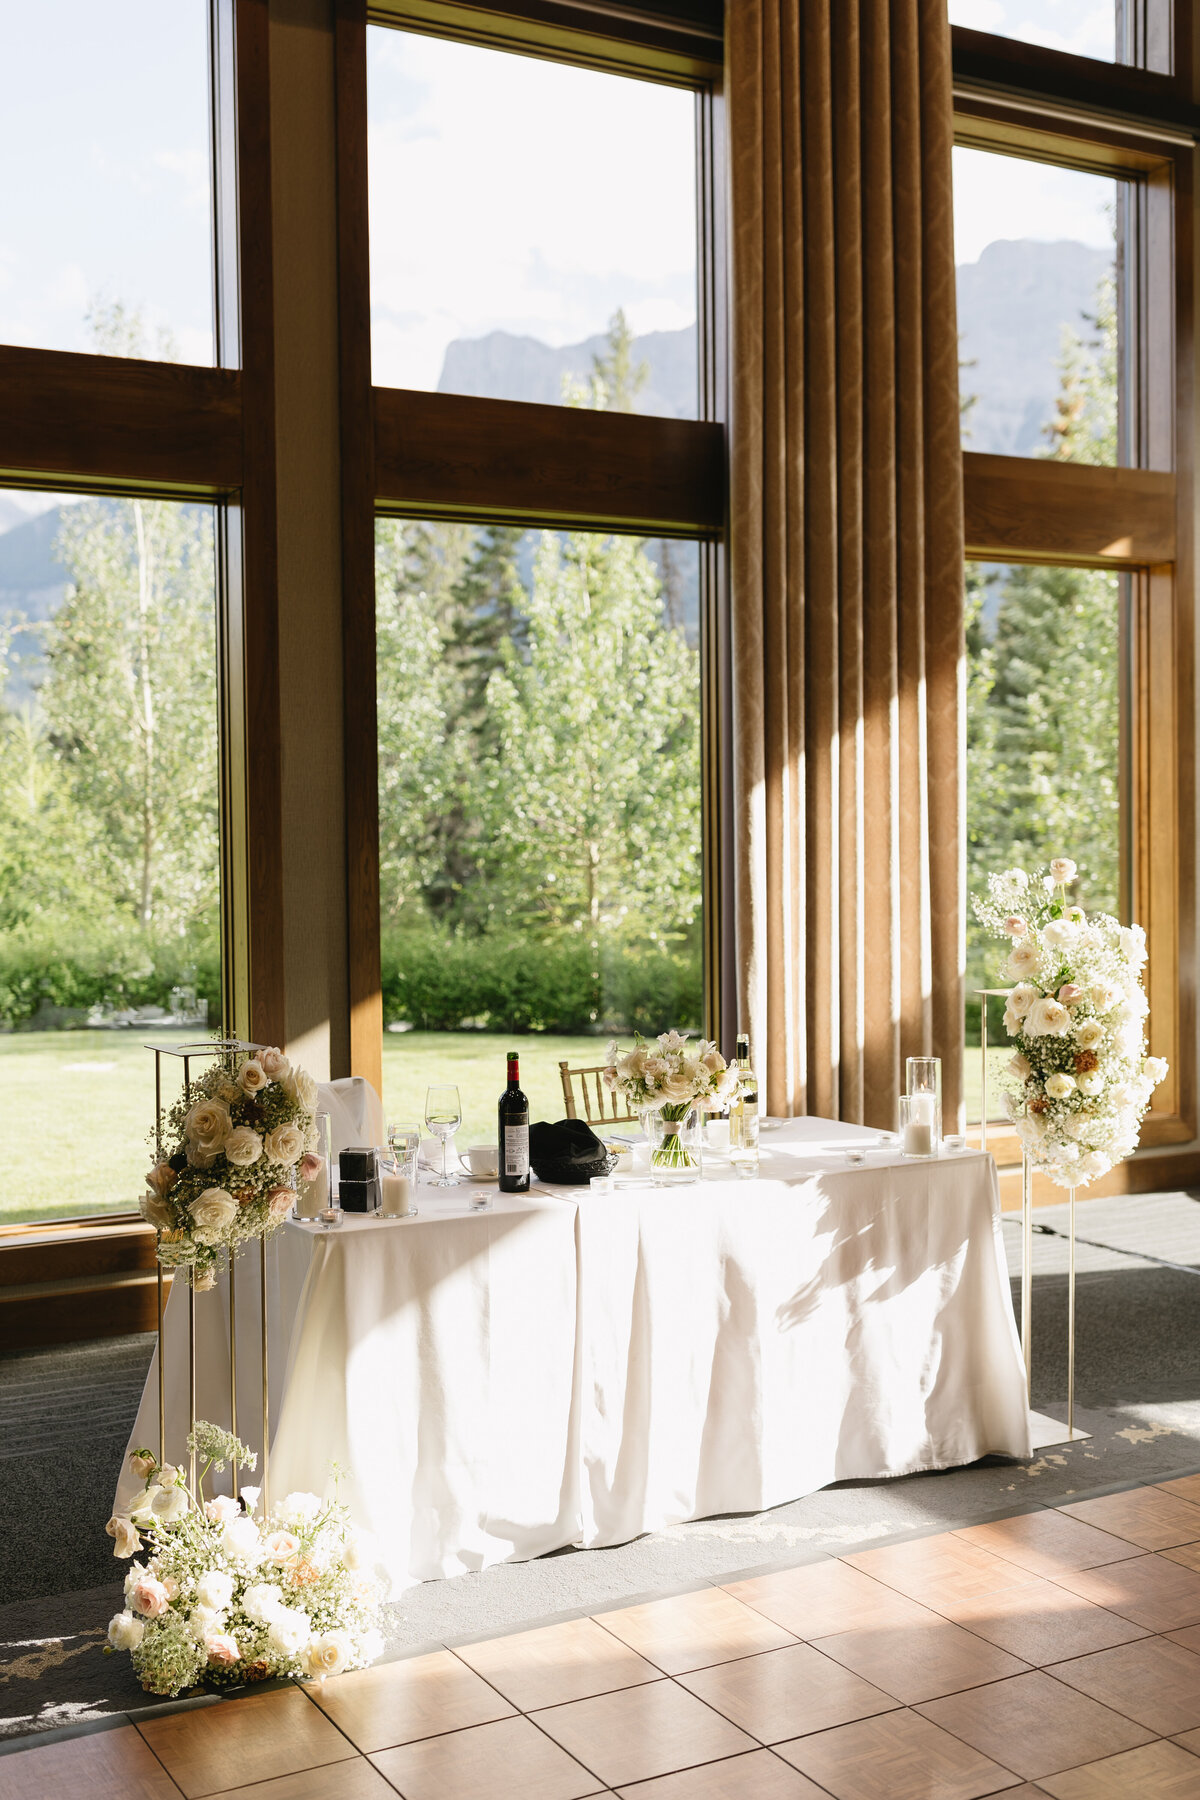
[[205, 1631, 241, 1666], [259, 1047, 290, 1078], [238, 1058, 269, 1094], [204, 1494, 241, 1524], [264, 1530, 302, 1564], [106, 1515, 142, 1558], [299, 1153, 322, 1183], [146, 1162, 177, 1198], [1058, 983, 1084, 1005], [267, 1185, 295, 1218], [130, 1575, 171, 1618]]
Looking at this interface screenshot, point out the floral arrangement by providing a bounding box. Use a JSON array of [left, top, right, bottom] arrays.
[[974, 857, 1167, 1187], [604, 1029, 740, 1118], [105, 1423, 383, 1697], [140, 1044, 320, 1288]]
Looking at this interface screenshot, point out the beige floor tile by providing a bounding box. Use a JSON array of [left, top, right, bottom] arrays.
[[1037, 1739, 1200, 1798], [1055, 1490, 1200, 1552], [723, 1558, 934, 1641], [1163, 1544, 1200, 1576], [677, 1642, 899, 1742], [1052, 1555, 1200, 1633], [775, 1707, 1022, 1800], [917, 1670, 1155, 1781], [305, 1647, 515, 1752], [207, 1757, 396, 1800], [530, 1677, 756, 1788], [955, 1510, 1145, 1579], [454, 1617, 662, 1710], [933, 1573, 1150, 1664], [1046, 1635, 1200, 1735], [593, 1587, 795, 1675], [612, 1748, 832, 1797], [138, 1688, 354, 1799], [1171, 1627, 1200, 1656], [1157, 1477, 1200, 1509], [844, 1534, 1039, 1609], [811, 1614, 1032, 1703], [369, 1713, 603, 1800], [0, 1723, 181, 1800]]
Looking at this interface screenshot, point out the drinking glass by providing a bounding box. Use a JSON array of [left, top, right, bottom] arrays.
[[424, 1086, 464, 1186]]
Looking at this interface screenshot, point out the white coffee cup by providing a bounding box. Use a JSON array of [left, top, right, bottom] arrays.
[[464, 1143, 499, 1177]]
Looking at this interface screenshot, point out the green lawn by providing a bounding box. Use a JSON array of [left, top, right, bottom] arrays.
[[0, 1027, 1017, 1225]]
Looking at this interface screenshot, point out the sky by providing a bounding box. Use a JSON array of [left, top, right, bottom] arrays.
[[948, 0, 1115, 59], [367, 30, 698, 392]]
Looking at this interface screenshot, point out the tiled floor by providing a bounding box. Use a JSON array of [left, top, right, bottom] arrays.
[[11, 1478, 1200, 1799]]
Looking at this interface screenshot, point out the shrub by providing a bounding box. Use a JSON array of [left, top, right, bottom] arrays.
[[0, 924, 222, 1030], [381, 923, 702, 1035]]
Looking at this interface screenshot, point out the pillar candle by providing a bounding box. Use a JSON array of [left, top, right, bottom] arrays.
[[380, 1171, 415, 1217]]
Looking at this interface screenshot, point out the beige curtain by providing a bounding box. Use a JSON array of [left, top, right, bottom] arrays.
[[728, 0, 965, 1128]]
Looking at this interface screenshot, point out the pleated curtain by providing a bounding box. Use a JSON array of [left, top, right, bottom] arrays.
[[728, 0, 965, 1128]]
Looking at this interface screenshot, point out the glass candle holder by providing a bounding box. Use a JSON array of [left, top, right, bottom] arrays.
[[906, 1056, 942, 1103], [899, 1092, 940, 1158], [295, 1111, 331, 1219]]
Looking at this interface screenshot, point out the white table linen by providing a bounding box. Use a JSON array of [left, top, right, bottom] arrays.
[[118, 1115, 1030, 1588]]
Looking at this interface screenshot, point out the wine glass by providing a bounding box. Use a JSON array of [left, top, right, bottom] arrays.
[[424, 1086, 464, 1186]]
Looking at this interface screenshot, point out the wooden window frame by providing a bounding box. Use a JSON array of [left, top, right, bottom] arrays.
[[953, 22, 1198, 1191]]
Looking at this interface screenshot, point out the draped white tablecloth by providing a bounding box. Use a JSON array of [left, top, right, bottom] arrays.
[[118, 1115, 1030, 1587]]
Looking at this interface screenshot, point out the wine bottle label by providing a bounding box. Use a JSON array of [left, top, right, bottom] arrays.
[[504, 1123, 529, 1177]]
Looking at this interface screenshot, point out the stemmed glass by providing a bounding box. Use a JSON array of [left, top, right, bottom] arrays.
[[424, 1085, 464, 1186]]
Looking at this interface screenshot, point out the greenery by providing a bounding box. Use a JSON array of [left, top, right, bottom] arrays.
[[965, 266, 1121, 1118]]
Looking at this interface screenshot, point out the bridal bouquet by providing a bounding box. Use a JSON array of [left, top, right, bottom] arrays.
[[604, 1029, 739, 1117], [974, 858, 1167, 1186], [141, 1044, 321, 1288], [105, 1423, 383, 1697]]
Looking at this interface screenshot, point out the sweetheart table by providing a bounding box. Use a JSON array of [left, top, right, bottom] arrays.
[[118, 1116, 1031, 1590]]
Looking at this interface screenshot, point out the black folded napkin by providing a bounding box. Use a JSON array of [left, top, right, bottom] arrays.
[[529, 1118, 616, 1185]]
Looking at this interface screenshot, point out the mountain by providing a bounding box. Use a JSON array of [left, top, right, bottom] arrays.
[[0, 507, 70, 702], [438, 325, 698, 420], [956, 238, 1112, 457]]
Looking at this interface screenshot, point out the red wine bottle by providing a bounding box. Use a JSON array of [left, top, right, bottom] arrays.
[[498, 1050, 530, 1192]]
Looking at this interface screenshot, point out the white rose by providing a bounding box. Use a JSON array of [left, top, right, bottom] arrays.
[[264, 1123, 305, 1166], [1078, 1152, 1109, 1180], [1111, 1081, 1142, 1109], [242, 1582, 285, 1626], [283, 1066, 318, 1111], [106, 1515, 142, 1558], [1008, 983, 1038, 1020], [259, 1047, 290, 1079], [139, 1190, 173, 1231], [281, 1491, 323, 1525], [189, 1605, 223, 1641], [1077, 1071, 1105, 1096], [1003, 866, 1029, 889], [1119, 924, 1148, 965], [342, 1534, 363, 1571], [1008, 1053, 1031, 1080], [1045, 1072, 1076, 1099], [268, 1606, 311, 1659], [107, 1610, 145, 1651], [185, 1098, 232, 1151], [1024, 997, 1071, 1037], [1042, 919, 1076, 949], [1049, 858, 1077, 884], [238, 1058, 269, 1094], [1074, 1019, 1105, 1051], [196, 1568, 235, 1611], [222, 1516, 263, 1563], [1006, 942, 1041, 979], [1145, 1056, 1169, 1086], [150, 1483, 189, 1524], [204, 1494, 241, 1525], [305, 1629, 354, 1678], [240, 1485, 261, 1515], [224, 1126, 263, 1169], [1090, 983, 1121, 1013], [190, 1187, 238, 1245]]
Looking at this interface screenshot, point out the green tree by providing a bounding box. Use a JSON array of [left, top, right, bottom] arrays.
[[477, 530, 700, 937], [1043, 270, 1117, 465]]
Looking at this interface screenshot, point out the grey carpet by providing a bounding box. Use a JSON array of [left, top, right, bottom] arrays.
[[3, 1189, 1200, 1742]]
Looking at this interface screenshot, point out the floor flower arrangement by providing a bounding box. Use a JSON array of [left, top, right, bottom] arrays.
[[105, 1423, 383, 1697], [974, 858, 1167, 1186]]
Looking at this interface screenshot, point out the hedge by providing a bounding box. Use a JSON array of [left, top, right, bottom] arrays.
[[380, 926, 702, 1035], [0, 927, 222, 1030]]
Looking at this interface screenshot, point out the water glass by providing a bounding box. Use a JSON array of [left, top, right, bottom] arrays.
[[425, 1085, 464, 1186]]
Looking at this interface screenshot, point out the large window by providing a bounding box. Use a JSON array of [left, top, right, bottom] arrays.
[[0, 2, 215, 363], [375, 519, 702, 1143], [949, 1, 1119, 60], [367, 29, 698, 416], [0, 487, 221, 1224]]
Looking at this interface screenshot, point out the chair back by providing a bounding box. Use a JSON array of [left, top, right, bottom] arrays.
[[558, 1061, 639, 1126]]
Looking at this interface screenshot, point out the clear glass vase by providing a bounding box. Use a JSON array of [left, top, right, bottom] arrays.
[[644, 1105, 703, 1185]]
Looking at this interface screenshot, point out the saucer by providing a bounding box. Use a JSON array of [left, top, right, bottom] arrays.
[[456, 1170, 500, 1183]]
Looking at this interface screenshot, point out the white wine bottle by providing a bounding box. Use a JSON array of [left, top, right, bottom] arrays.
[[728, 1032, 759, 1176]]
